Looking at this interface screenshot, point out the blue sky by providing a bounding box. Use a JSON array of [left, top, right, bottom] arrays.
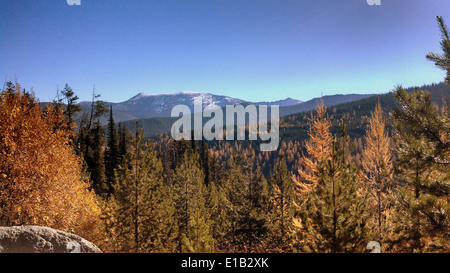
[[1, 0, 449, 103]]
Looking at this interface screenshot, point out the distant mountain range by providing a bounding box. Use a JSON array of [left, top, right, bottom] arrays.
[[114, 93, 375, 137], [79, 91, 305, 122], [117, 82, 450, 138], [122, 82, 448, 139], [78, 91, 375, 123]]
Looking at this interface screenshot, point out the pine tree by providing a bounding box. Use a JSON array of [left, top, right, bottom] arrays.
[[294, 124, 369, 253], [268, 153, 295, 252], [293, 98, 333, 197], [222, 153, 247, 250], [105, 105, 120, 195], [89, 120, 108, 196], [361, 102, 394, 246], [165, 139, 191, 173], [60, 83, 81, 129], [205, 180, 227, 251], [222, 153, 269, 252], [106, 122, 177, 253], [389, 86, 449, 252], [75, 87, 107, 159], [75, 88, 108, 196], [181, 208, 214, 253], [172, 151, 214, 253], [247, 165, 270, 251], [426, 16, 450, 85]]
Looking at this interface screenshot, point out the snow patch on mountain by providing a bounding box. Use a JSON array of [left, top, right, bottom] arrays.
[[92, 91, 304, 122]]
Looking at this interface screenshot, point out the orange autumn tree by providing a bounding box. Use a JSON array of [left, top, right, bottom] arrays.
[[361, 102, 393, 245], [0, 82, 101, 242], [292, 98, 333, 197]]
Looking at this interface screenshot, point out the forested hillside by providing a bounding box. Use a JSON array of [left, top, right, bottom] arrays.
[[119, 93, 375, 138], [149, 82, 449, 177]]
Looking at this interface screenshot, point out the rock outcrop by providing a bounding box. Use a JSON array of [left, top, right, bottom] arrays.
[[0, 225, 102, 253]]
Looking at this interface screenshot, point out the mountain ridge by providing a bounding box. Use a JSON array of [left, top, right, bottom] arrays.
[[79, 91, 304, 122], [76, 91, 379, 123], [120, 82, 449, 138]]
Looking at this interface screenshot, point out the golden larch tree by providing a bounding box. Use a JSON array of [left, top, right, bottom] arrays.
[[361, 102, 393, 246], [0, 82, 101, 243], [292, 98, 333, 197]]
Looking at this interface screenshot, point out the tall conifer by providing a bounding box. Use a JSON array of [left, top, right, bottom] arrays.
[[268, 153, 295, 252], [389, 87, 449, 252], [293, 98, 333, 197], [105, 105, 120, 195], [361, 102, 394, 246], [106, 122, 177, 252], [294, 124, 369, 253], [172, 151, 214, 252]]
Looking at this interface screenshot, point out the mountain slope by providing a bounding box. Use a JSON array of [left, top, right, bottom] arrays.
[[279, 82, 449, 142], [120, 93, 376, 137], [80, 91, 251, 122], [76, 90, 379, 125], [279, 94, 373, 117]]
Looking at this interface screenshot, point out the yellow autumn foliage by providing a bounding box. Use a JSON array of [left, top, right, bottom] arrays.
[[292, 98, 333, 197], [0, 82, 101, 243]]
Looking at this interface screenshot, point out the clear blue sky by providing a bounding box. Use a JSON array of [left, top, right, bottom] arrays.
[[1, 0, 449, 103]]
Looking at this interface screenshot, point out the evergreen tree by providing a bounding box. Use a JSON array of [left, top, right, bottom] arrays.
[[205, 180, 227, 251], [60, 83, 81, 128], [267, 153, 295, 252], [389, 86, 449, 252], [247, 165, 270, 251], [181, 206, 214, 253], [89, 120, 108, 196], [165, 139, 191, 172], [105, 105, 120, 195], [75, 88, 108, 196], [426, 16, 450, 85], [76, 87, 107, 157], [222, 153, 247, 249], [222, 153, 269, 252], [106, 122, 177, 252], [172, 151, 214, 253], [294, 124, 369, 253]]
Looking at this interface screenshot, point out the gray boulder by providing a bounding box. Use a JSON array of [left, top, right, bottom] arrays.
[[0, 225, 102, 253]]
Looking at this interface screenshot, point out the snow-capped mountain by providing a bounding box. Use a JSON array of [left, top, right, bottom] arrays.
[[88, 91, 303, 122], [125, 91, 247, 113]]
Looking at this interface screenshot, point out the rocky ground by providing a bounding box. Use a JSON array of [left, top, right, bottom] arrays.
[[0, 225, 102, 253]]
